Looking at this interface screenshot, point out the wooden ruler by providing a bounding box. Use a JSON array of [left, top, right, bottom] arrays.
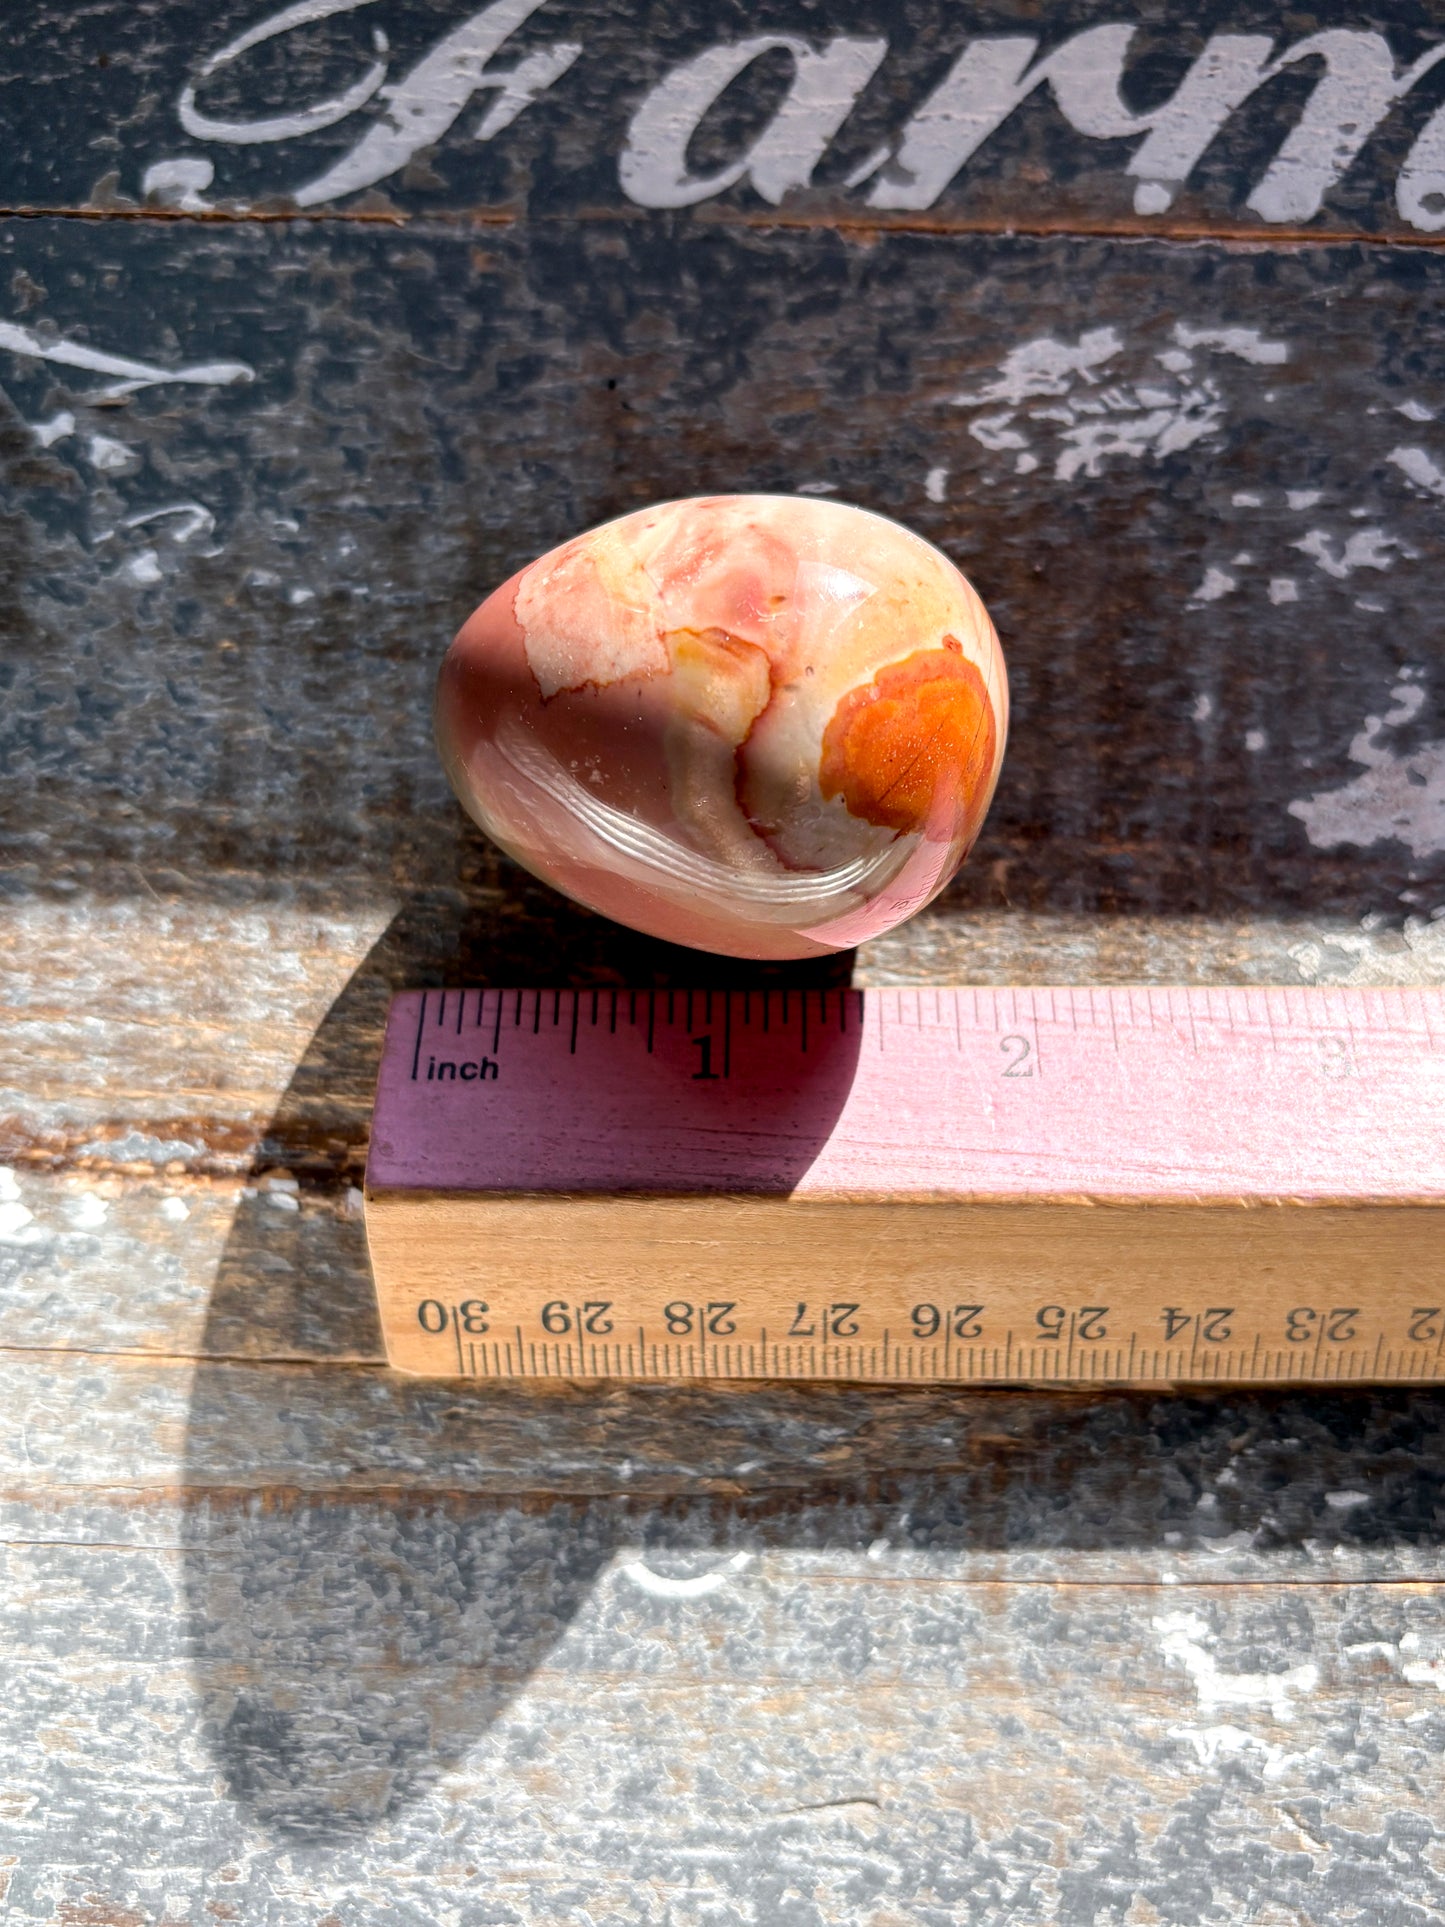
[[364, 987, 1445, 1385]]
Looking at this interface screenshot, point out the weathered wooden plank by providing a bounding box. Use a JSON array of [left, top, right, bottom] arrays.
[[4, 0, 1445, 246], [3, 216, 1442, 920], [8, 1333, 1445, 1564], [6, 1516, 1445, 1912]]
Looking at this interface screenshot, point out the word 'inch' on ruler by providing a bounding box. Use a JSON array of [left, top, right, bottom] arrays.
[[363, 986, 1445, 1387]]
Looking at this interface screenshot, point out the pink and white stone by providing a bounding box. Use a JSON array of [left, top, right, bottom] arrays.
[[436, 495, 1008, 959]]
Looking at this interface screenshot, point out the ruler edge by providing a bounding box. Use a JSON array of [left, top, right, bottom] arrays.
[[364, 1185, 1445, 1208]]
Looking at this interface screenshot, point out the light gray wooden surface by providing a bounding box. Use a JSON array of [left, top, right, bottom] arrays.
[[6, 1, 1445, 1921]]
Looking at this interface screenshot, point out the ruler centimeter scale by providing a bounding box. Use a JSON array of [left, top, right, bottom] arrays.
[[364, 986, 1445, 1386]]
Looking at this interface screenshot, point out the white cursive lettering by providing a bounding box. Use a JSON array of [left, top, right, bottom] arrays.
[[1399, 98, 1445, 232], [164, 11, 1445, 235], [291, 0, 579, 205], [865, 25, 1445, 224], [866, 29, 1131, 209], [0, 319, 253, 399], [1247, 31, 1445, 223], [180, 0, 389, 146], [620, 34, 887, 208]]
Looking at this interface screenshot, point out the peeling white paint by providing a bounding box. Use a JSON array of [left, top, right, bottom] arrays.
[[1397, 399, 1436, 423], [123, 550, 164, 587], [1245, 729, 1267, 753], [950, 322, 1291, 486], [124, 502, 216, 546], [1388, 444, 1445, 499], [617, 1550, 752, 1599], [1400, 1632, 1445, 1692], [1154, 1611, 1319, 1720], [78, 1131, 204, 1164], [32, 410, 75, 448], [0, 1200, 47, 1247], [1324, 1490, 1371, 1510], [954, 327, 1123, 408], [1172, 323, 1288, 366], [1293, 527, 1401, 578], [796, 481, 838, 495], [1289, 674, 1445, 859], [1189, 569, 1235, 605], [159, 1196, 191, 1224], [1232, 491, 1263, 507], [66, 1194, 109, 1231], [1288, 913, 1445, 987], [87, 433, 137, 475], [968, 413, 1027, 452], [924, 466, 948, 503], [1168, 1723, 1299, 1781], [1286, 489, 1323, 510], [0, 318, 253, 399], [142, 157, 217, 211], [1268, 577, 1299, 605], [1057, 393, 1221, 481]]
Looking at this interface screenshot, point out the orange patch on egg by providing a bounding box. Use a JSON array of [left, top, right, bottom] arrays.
[[819, 641, 996, 836]]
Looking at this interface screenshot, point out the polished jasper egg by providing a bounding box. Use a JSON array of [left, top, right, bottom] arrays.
[[435, 494, 1008, 959]]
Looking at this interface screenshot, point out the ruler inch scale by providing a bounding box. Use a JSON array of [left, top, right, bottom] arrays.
[[364, 986, 1445, 1386]]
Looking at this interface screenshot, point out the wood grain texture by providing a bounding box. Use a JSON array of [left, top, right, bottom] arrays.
[[4, 2, 1445, 1919]]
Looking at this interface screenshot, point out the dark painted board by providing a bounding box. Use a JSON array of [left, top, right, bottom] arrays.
[[3, 215, 1443, 929], [5, 0, 1445, 243]]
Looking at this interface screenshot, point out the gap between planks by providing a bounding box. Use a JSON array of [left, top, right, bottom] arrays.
[[3, 201, 1445, 251], [0, 1537, 1439, 1592]]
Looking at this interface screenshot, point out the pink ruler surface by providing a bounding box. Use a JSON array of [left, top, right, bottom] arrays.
[[366, 987, 1445, 1203]]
